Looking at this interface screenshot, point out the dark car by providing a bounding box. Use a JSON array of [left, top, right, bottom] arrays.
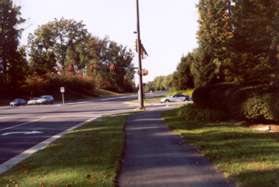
[[9, 98, 27, 107]]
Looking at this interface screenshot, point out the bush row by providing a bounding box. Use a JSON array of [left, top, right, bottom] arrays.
[[0, 74, 96, 100], [192, 83, 279, 122], [178, 104, 228, 122]]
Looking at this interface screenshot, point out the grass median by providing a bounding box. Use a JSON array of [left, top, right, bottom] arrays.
[[162, 109, 279, 187], [0, 114, 128, 187]]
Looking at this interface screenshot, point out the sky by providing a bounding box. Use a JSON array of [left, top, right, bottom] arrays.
[[14, 0, 199, 82]]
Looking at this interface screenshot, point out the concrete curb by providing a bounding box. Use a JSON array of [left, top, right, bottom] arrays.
[[0, 116, 100, 175]]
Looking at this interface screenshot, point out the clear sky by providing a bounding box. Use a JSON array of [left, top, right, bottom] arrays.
[[14, 0, 199, 82]]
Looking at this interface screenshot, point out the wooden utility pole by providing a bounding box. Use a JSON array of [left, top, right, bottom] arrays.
[[136, 0, 144, 109]]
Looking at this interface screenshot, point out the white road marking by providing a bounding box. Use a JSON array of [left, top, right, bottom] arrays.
[[0, 117, 45, 132], [0, 116, 15, 120], [2, 131, 43, 136], [0, 116, 100, 175]]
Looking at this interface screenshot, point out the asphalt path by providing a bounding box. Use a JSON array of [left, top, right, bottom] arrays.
[[119, 110, 235, 187], [0, 93, 148, 165]]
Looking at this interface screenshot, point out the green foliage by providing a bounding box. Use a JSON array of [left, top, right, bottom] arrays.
[[28, 20, 135, 93], [192, 82, 239, 110], [22, 74, 96, 99], [0, 0, 26, 88], [193, 83, 279, 122], [28, 18, 90, 74], [241, 93, 279, 122], [178, 104, 228, 122], [172, 53, 194, 90], [145, 75, 173, 92], [191, 0, 279, 87], [167, 89, 193, 97], [196, 0, 233, 85]]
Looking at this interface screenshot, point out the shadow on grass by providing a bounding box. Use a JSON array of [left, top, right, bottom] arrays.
[[163, 109, 279, 187]]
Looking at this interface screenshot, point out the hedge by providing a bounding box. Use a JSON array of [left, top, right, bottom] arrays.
[[192, 83, 279, 122], [178, 104, 228, 122]]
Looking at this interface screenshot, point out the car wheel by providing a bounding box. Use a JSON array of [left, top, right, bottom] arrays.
[[165, 99, 170, 103]]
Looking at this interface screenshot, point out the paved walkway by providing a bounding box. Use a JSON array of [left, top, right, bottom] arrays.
[[119, 110, 234, 187]]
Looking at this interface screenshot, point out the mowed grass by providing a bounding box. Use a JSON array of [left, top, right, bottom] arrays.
[[0, 115, 128, 187], [129, 96, 163, 105], [167, 89, 193, 96], [162, 109, 279, 187]]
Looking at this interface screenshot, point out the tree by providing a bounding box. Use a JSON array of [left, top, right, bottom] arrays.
[[28, 18, 90, 74], [91, 39, 135, 92], [190, 49, 217, 88], [145, 75, 174, 91], [28, 19, 135, 92], [0, 0, 25, 88], [230, 0, 279, 84], [197, 0, 234, 85], [173, 53, 194, 90], [194, 0, 279, 86]]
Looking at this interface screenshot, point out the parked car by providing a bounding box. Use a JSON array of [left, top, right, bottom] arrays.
[[37, 95, 54, 104], [160, 94, 191, 103], [9, 98, 27, 107], [27, 97, 40, 105]]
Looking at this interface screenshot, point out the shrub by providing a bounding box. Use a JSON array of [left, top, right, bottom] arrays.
[[178, 104, 228, 122], [241, 93, 279, 122], [192, 83, 239, 110], [22, 74, 96, 99], [192, 82, 279, 122], [227, 84, 276, 118]]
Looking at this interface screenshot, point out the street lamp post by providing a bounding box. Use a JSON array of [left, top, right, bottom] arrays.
[[136, 0, 144, 109]]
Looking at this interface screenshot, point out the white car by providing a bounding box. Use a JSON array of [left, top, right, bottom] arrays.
[[27, 97, 40, 105], [161, 94, 191, 103]]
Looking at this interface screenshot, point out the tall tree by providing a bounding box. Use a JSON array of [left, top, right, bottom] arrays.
[[0, 0, 25, 87], [92, 39, 135, 91], [230, 0, 279, 84], [197, 0, 234, 85], [28, 18, 90, 74], [173, 53, 194, 90]]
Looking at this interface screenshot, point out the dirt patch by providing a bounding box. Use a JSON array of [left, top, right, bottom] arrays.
[[248, 124, 279, 133]]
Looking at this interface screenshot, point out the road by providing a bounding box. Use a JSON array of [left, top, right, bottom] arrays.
[[0, 94, 145, 167]]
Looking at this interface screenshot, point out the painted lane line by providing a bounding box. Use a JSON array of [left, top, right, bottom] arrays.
[[0, 117, 45, 132], [0, 116, 100, 175], [2, 131, 43, 136]]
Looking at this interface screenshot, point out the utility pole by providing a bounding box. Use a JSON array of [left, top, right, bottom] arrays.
[[136, 0, 144, 109], [226, 0, 232, 17]]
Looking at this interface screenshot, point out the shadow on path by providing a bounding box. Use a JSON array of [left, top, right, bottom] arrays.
[[119, 111, 235, 187]]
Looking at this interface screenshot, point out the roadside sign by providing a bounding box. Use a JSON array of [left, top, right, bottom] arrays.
[[60, 87, 65, 104], [60, 87, 65, 93], [138, 69, 149, 76]]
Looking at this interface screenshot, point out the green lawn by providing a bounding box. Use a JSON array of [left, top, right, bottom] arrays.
[[167, 89, 193, 96], [129, 96, 163, 105], [162, 109, 279, 187], [0, 115, 128, 187]]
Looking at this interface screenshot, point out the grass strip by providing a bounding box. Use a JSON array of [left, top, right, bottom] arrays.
[[162, 109, 279, 187], [0, 114, 128, 187]]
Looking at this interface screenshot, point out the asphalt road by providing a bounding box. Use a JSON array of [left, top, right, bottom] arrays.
[[0, 94, 145, 165]]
